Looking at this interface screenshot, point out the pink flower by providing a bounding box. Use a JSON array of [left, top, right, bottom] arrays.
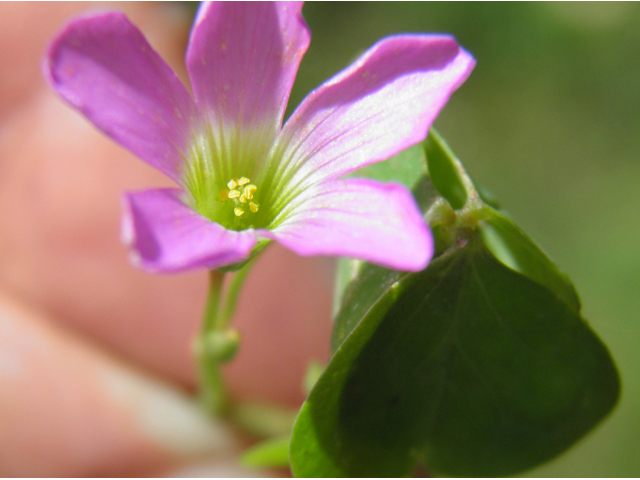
[[45, 2, 474, 273]]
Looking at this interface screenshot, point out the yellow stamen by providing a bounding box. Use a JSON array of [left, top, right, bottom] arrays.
[[220, 177, 259, 217], [244, 184, 257, 200]]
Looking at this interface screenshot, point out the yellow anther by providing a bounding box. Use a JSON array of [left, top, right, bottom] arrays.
[[221, 177, 259, 215], [244, 184, 257, 200]]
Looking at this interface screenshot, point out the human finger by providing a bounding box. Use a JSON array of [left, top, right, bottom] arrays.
[[0, 289, 243, 477]]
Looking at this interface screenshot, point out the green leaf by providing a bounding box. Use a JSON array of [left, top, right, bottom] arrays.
[[425, 129, 469, 210], [334, 144, 439, 322], [425, 130, 580, 313], [349, 143, 427, 189], [477, 208, 581, 312], [290, 236, 619, 477], [331, 262, 408, 351], [241, 435, 291, 469], [332, 257, 364, 319]]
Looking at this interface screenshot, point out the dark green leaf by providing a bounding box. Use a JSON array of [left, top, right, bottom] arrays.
[[291, 236, 619, 477]]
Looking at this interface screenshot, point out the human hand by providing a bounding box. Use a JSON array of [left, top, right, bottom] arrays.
[[0, 3, 332, 475]]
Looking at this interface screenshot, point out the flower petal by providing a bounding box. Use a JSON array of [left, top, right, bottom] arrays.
[[186, 2, 309, 139], [122, 189, 256, 273], [261, 179, 433, 271], [45, 12, 197, 181], [276, 35, 475, 190]]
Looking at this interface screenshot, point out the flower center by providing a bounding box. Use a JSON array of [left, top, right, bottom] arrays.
[[182, 130, 279, 231], [219, 177, 260, 218]]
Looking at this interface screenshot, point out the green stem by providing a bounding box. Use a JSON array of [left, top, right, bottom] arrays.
[[199, 345, 228, 414], [203, 269, 225, 331], [218, 259, 254, 329], [198, 270, 227, 414], [197, 263, 257, 416]]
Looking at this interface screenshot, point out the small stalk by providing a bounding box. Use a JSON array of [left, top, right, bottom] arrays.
[[196, 262, 256, 416], [197, 270, 228, 414]]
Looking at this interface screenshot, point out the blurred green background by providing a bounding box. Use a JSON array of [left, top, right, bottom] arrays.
[[290, 3, 640, 477], [189, 2, 640, 476]]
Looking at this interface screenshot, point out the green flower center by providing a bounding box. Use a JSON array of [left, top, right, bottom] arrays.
[[182, 129, 278, 232]]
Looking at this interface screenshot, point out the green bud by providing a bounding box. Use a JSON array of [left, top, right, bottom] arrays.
[[198, 328, 241, 364]]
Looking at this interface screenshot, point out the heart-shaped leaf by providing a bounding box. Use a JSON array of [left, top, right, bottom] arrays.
[[290, 236, 619, 477]]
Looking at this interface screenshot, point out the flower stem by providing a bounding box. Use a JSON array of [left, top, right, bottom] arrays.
[[199, 346, 228, 414], [218, 260, 254, 329], [198, 269, 228, 414], [196, 262, 256, 416], [203, 269, 225, 332]]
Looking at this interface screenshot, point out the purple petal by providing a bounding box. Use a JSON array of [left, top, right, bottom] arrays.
[[186, 2, 309, 138], [277, 35, 475, 188], [45, 12, 197, 182], [260, 179, 433, 271], [121, 189, 256, 273]]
